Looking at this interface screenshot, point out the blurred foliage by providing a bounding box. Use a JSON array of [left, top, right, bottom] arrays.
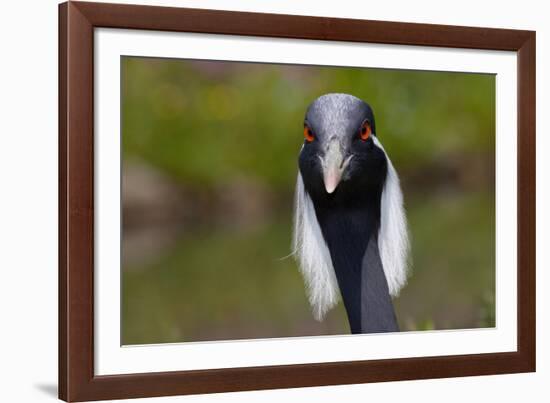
[[122, 58, 495, 187], [121, 57, 496, 345]]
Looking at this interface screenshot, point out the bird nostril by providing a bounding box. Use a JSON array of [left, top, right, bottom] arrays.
[[341, 155, 354, 169]]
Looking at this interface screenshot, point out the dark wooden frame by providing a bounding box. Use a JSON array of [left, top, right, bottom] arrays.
[[59, 1, 536, 401]]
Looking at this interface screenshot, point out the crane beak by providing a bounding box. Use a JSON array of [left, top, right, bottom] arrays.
[[319, 139, 353, 194]]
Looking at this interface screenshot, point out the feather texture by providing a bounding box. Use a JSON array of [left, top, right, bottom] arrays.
[[292, 173, 340, 320], [372, 136, 411, 297], [292, 137, 410, 320]]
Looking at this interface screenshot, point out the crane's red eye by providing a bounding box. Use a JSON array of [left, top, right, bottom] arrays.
[[304, 126, 315, 143], [360, 121, 372, 141]]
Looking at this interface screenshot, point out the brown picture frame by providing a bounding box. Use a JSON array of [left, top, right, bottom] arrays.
[[58, 1, 536, 401]]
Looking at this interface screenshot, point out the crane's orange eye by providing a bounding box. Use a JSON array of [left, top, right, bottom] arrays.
[[360, 121, 372, 141], [304, 126, 315, 143]]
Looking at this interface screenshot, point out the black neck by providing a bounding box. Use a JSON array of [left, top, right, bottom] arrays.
[[312, 190, 398, 334]]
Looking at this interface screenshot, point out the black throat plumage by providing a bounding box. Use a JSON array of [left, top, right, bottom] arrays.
[[307, 170, 399, 334]]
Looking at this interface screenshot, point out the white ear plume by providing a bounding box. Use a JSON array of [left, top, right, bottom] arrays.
[[292, 173, 340, 320], [372, 136, 411, 297]]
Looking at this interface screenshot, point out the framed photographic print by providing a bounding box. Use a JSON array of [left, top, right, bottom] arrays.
[[59, 1, 536, 401]]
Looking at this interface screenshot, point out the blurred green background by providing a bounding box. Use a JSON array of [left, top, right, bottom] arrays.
[[121, 57, 495, 345]]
